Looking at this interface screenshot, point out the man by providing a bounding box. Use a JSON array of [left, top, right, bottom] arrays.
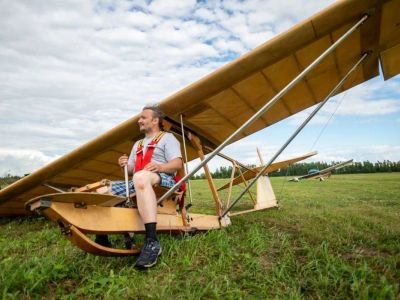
[[117, 105, 182, 269]]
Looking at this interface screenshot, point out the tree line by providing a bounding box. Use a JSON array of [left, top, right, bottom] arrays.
[[0, 174, 21, 189], [191, 160, 400, 179], [1, 160, 399, 186]]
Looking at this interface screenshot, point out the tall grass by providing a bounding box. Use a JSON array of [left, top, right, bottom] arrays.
[[0, 173, 399, 299]]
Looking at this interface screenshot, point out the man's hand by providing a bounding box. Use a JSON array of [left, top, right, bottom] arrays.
[[118, 154, 129, 168], [144, 162, 163, 173]]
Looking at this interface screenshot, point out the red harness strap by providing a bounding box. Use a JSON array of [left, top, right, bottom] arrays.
[[135, 131, 186, 209], [134, 132, 165, 172], [134, 131, 186, 207]]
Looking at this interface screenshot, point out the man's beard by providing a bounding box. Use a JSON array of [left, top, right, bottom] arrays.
[[139, 126, 151, 133]]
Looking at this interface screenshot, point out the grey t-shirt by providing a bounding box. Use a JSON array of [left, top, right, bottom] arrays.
[[128, 132, 181, 173]]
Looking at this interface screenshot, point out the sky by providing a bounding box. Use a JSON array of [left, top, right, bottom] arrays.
[[0, 0, 399, 176]]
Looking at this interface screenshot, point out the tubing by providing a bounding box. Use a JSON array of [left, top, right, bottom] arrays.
[[180, 114, 193, 204]]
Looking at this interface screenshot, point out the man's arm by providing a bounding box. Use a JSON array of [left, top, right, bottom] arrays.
[[144, 158, 182, 174]]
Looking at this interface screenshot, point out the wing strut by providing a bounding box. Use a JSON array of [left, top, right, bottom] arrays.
[[221, 52, 369, 218], [158, 14, 369, 208], [124, 165, 130, 200], [180, 114, 193, 205]]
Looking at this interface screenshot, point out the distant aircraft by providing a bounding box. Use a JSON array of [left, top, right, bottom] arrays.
[[290, 159, 354, 182]]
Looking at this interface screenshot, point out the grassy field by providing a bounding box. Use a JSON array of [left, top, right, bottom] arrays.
[[1, 173, 399, 299]]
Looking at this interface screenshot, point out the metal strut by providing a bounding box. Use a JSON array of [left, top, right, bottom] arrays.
[[180, 114, 193, 204], [124, 165, 130, 200], [158, 14, 369, 205], [221, 52, 369, 218]]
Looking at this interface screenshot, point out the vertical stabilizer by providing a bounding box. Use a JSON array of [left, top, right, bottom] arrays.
[[256, 176, 278, 210]]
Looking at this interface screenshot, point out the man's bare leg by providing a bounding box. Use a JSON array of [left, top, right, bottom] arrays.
[[133, 170, 162, 269], [133, 170, 160, 223]]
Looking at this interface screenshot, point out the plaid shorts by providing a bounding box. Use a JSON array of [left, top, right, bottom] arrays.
[[110, 172, 176, 196]]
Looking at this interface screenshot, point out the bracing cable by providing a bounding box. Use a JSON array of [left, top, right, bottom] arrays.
[[309, 75, 357, 152]]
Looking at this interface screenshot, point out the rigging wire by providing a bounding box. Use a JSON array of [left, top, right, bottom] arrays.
[[278, 86, 350, 202], [309, 75, 357, 152], [180, 114, 193, 205], [308, 91, 347, 151], [276, 74, 358, 204]]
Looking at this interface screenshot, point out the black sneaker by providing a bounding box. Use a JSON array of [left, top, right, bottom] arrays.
[[134, 239, 162, 269]]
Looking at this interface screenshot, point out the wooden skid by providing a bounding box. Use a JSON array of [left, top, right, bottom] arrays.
[[64, 224, 140, 256], [25, 192, 230, 256]]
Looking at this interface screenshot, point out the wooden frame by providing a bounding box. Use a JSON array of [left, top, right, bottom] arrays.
[[26, 187, 231, 256], [214, 150, 278, 217]]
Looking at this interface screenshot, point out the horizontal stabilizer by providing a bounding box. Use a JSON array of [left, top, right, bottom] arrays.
[[218, 151, 317, 191]]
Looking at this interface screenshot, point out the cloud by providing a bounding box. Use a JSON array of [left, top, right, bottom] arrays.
[[287, 77, 400, 126], [327, 78, 400, 116], [121, 11, 159, 30], [149, 0, 196, 18], [334, 98, 399, 116], [0, 148, 59, 176], [94, 27, 148, 45], [310, 145, 400, 162]]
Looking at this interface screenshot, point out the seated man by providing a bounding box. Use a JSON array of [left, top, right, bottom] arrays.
[[109, 105, 182, 269]]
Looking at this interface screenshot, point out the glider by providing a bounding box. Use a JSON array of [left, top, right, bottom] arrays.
[[290, 159, 354, 181], [0, 0, 399, 255]]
